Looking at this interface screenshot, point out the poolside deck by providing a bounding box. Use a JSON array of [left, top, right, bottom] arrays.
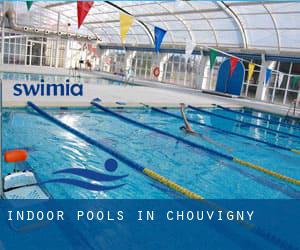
[[1, 70, 299, 118], [2, 79, 241, 108]]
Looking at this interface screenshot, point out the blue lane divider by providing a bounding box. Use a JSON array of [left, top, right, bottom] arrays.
[[26, 102, 300, 249], [148, 106, 295, 153], [244, 107, 300, 124], [215, 104, 300, 130], [91, 101, 232, 160], [188, 105, 300, 140], [27, 101, 204, 200], [28, 101, 144, 172], [92, 102, 300, 187]]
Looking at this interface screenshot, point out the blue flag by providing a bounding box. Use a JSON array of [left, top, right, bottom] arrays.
[[264, 68, 272, 86], [154, 26, 167, 53]]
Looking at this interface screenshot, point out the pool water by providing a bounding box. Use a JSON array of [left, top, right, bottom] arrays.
[[2, 106, 300, 199]]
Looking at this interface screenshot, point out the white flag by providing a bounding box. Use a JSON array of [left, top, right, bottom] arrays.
[[277, 73, 284, 88], [185, 38, 196, 62]]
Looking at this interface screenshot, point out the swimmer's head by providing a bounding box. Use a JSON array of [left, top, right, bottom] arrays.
[[180, 126, 186, 131], [180, 103, 185, 108]]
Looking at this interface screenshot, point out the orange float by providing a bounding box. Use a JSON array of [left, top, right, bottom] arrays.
[[153, 67, 160, 77], [4, 149, 28, 163]]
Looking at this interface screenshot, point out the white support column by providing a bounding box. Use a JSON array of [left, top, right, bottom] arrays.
[[159, 54, 168, 82], [1, 22, 4, 64], [198, 55, 209, 90], [296, 87, 300, 107], [55, 12, 61, 68], [255, 54, 269, 101]]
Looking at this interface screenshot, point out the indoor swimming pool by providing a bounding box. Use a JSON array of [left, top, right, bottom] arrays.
[[2, 105, 300, 199]]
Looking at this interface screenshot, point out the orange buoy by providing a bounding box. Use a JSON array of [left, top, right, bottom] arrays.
[[4, 149, 28, 163], [153, 67, 160, 77]]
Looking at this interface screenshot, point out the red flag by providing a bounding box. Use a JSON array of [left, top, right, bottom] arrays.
[[229, 57, 239, 76], [77, 1, 94, 29]]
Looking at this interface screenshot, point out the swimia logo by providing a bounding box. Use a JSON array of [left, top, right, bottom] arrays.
[[13, 79, 83, 97], [42, 158, 128, 191]]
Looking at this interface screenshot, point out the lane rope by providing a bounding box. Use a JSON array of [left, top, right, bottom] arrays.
[[91, 102, 300, 187], [233, 158, 300, 186], [188, 105, 300, 140], [147, 105, 300, 154], [92, 102, 232, 160], [27, 101, 203, 200], [216, 104, 300, 130], [27, 102, 298, 250]]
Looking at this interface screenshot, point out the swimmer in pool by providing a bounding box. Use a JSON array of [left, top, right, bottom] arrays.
[[179, 103, 232, 152]]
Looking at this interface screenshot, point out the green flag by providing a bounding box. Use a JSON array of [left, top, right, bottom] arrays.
[[291, 76, 300, 89], [209, 49, 218, 70], [26, 1, 33, 10]]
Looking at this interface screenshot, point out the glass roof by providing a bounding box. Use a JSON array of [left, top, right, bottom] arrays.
[[6, 1, 300, 52]]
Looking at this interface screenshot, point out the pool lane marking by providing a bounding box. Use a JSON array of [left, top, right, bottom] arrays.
[[215, 104, 300, 130], [143, 168, 203, 199], [291, 149, 300, 155], [146, 105, 300, 155], [26, 102, 298, 249], [27, 101, 203, 200], [232, 158, 300, 186], [188, 105, 300, 140], [92, 102, 300, 187], [92, 102, 233, 160]]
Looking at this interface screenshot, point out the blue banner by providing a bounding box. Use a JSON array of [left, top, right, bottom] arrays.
[[0, 199, 299, 250], [154, 26, 167, 53], [265, 68, 272, 86]]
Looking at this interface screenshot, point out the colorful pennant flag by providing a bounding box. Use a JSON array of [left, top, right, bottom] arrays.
[[291, 76, 300, 89], [264, 68, 272, 86], [26, 1, 33, 10], [209, 49, 218, 70], [185, 38, 196, 62], [277, 73, 284, 88], [120, 13, 134, 44], [247, 63, 255, 82], [154, 26, 167, 53], [77, 1, 94, 29], [229, 57, 239, 76]]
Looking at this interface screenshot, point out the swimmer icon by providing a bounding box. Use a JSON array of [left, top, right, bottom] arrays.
[[42, 159, 128, 191]]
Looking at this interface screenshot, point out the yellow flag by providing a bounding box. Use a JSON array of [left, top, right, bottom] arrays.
[[120, 13, 134, 44], [247, 63, 255, 82]]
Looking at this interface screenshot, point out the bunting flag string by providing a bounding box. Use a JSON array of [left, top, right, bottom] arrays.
[[291, 76, 300, 89], [264, 68, 272, 86], [229, 57, 239, 76], [120, 13, 134, 44], [277, 73, 284, 88], [72, 1, 300, 81], [154, 26, 167, 53], [26, 1, 33, 10], [209, 49, 217, 70], [247, 63, 255, 82], [77, 1, 94, 29]]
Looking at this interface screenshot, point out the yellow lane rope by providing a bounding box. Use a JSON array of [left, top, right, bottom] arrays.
[[143, 168, 204, 200], [233, 158, 300, 186], [291, 149, 300, 155]]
